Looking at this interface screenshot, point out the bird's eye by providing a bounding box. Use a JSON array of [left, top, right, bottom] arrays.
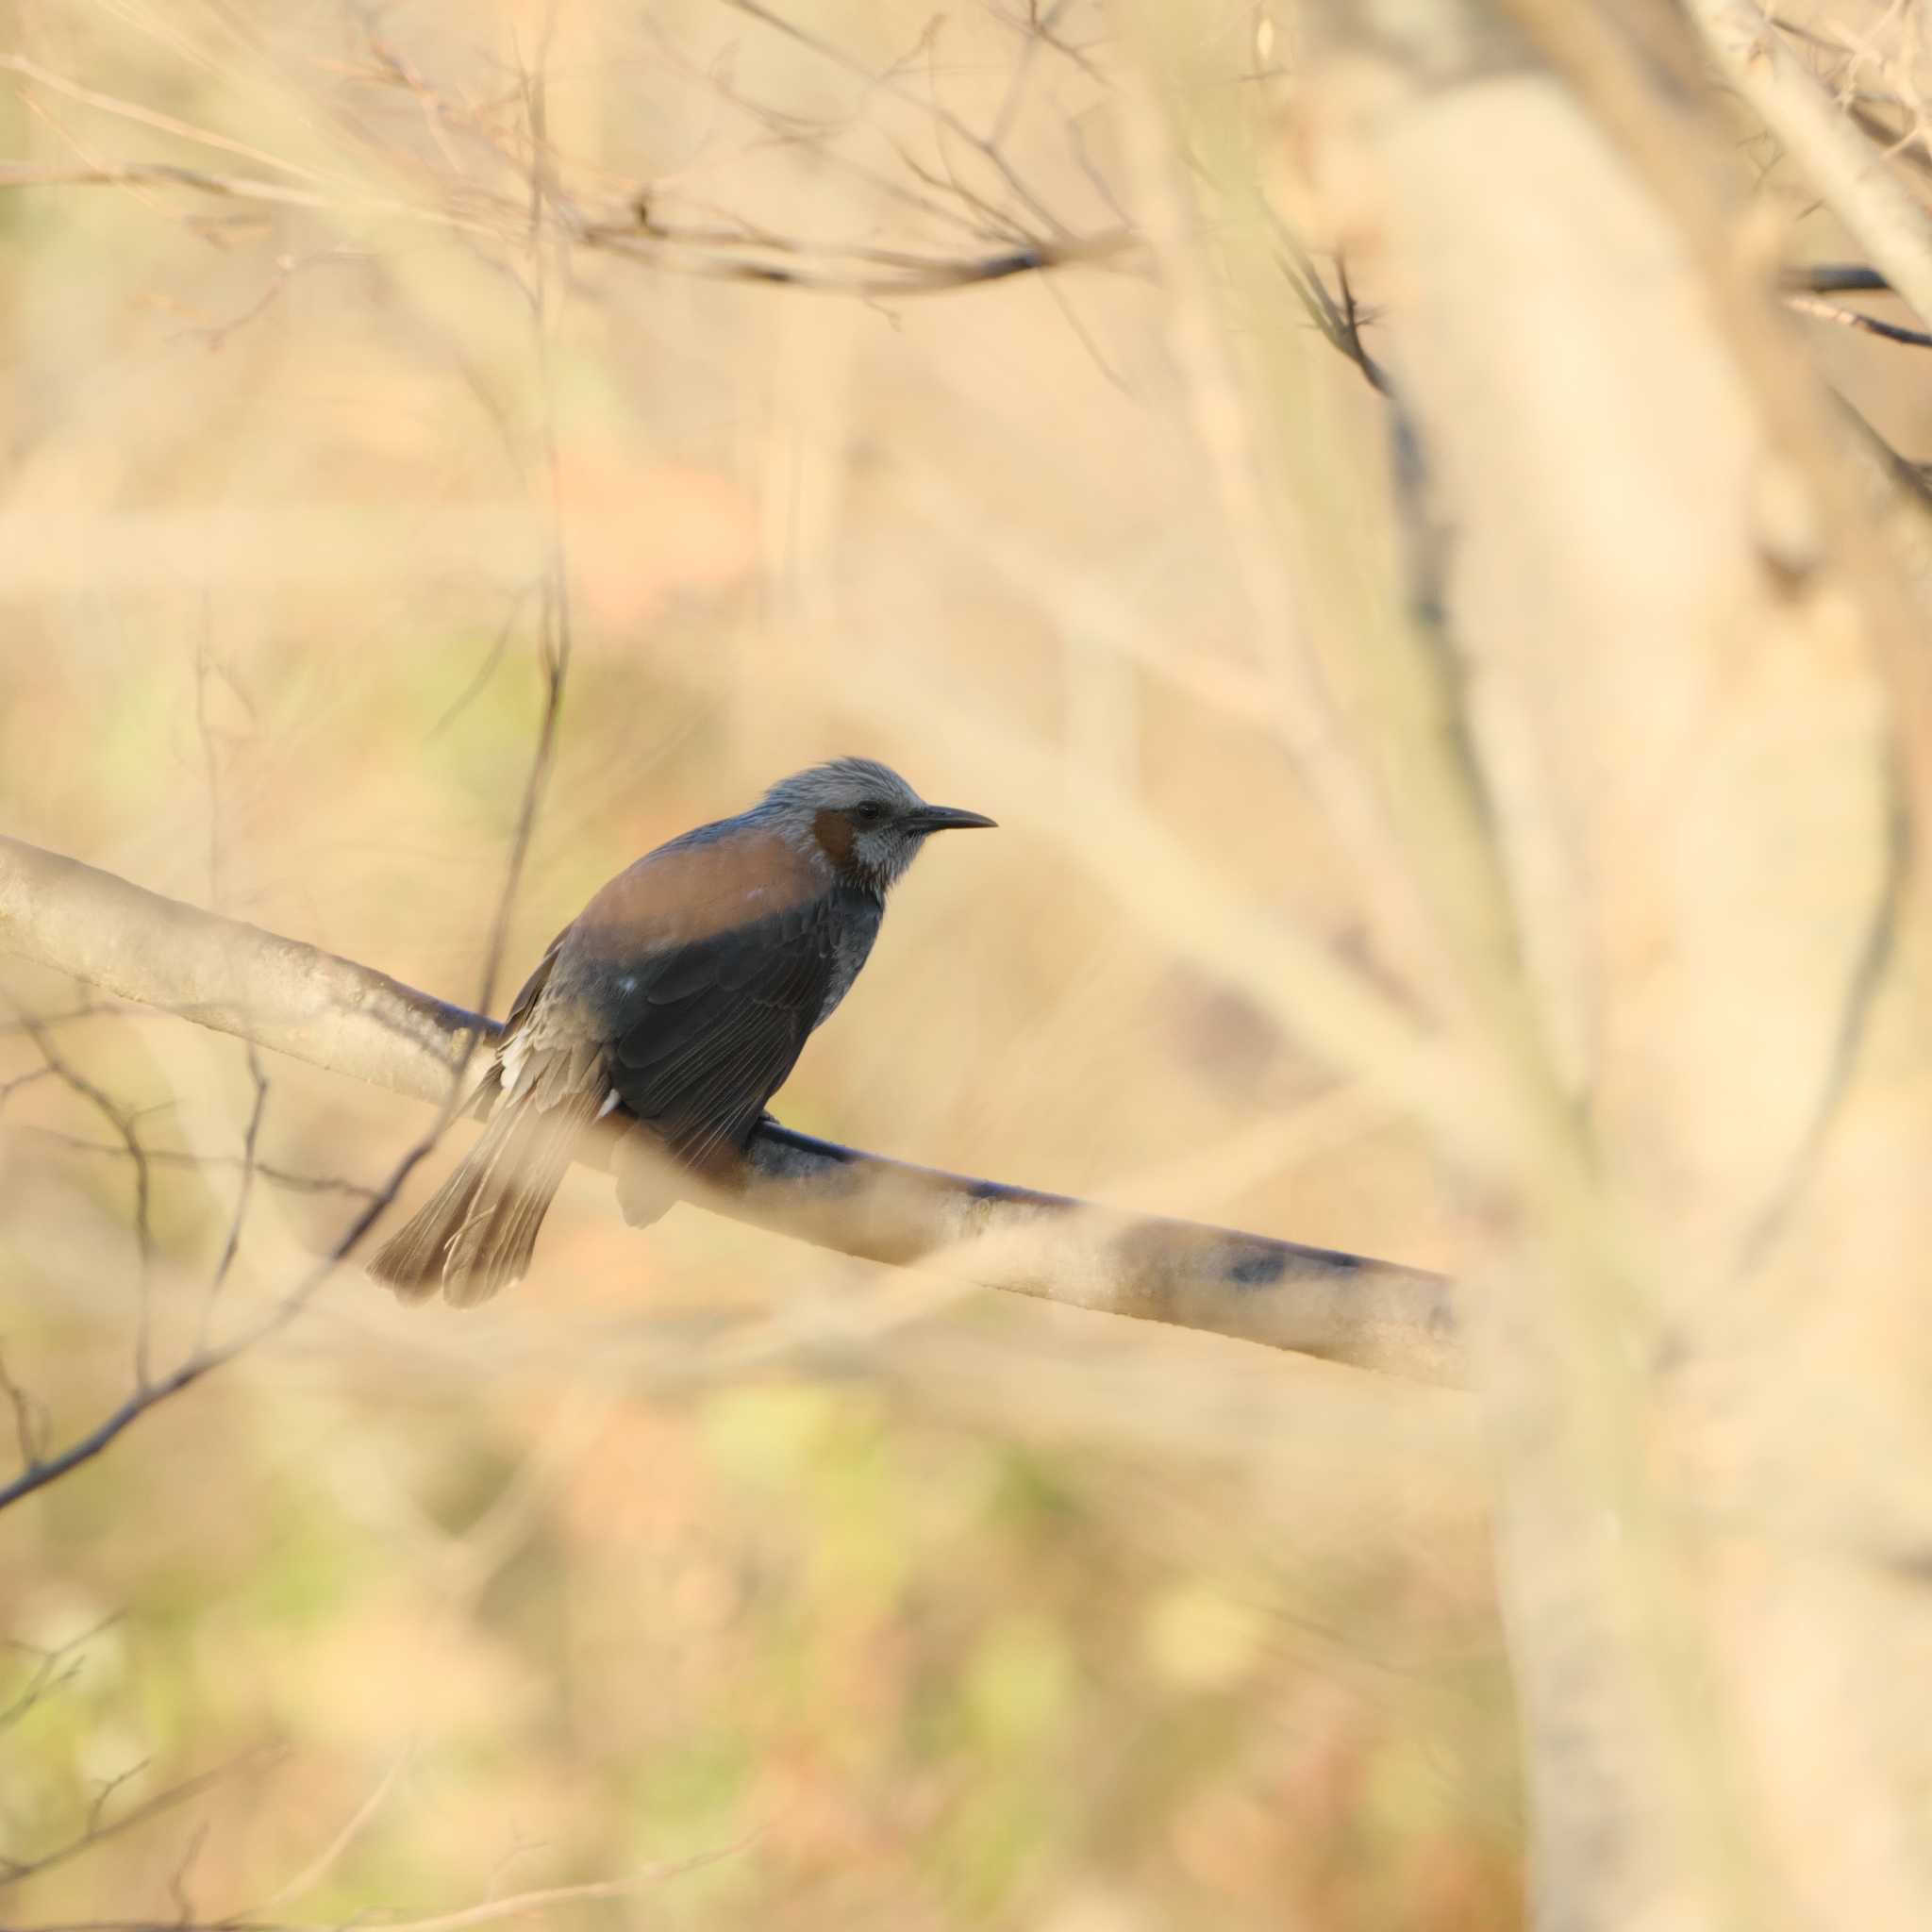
[[853, 801, 886, 824]]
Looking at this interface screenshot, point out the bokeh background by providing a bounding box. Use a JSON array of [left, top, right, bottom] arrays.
[[20, 0, 1920, 1924]]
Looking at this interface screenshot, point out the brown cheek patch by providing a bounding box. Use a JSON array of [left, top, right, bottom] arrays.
[[812, 807, 856, 870]]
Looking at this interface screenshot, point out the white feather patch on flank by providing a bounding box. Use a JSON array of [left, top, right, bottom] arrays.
[[499, 1033, 530, 1089], [596, 1088, 624, 1121]]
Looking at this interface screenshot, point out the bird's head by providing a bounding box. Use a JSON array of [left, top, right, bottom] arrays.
[[756, 757, 995, 892]]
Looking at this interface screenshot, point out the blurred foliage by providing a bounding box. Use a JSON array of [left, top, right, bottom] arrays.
[[0, 1, 1520, 1926]]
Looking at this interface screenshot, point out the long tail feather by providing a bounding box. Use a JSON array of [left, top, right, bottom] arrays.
[[369, 1083, 597, 1306]]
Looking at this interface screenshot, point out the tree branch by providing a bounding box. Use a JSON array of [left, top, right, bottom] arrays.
[[0, 833, 1460, 1386], [1690, 0, 1932, 335], [1785, 291, 1932, 349]]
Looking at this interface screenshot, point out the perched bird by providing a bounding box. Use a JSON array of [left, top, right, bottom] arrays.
[[369, 758, 994, 1306]]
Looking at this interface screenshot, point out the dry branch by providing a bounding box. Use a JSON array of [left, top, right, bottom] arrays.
[[1690, 0, 1932, 336], [0, 834, 1461, 1386]]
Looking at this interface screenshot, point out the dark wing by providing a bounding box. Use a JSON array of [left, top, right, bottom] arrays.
[[505, 924, 571, 1037], [603, 895, 842, 1166], [468, 923, 571, 1122]]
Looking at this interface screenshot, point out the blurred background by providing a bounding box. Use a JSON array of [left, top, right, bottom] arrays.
[[19, 0, 1919, 1924]]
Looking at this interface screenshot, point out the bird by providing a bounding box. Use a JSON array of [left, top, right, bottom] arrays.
[[368, 757, 995, 1307]]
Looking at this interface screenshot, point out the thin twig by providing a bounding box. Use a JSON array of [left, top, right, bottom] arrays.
[[0, 1621, 107, 1736], [581, 215, 1134, 294], [165, 1821, 211, 1929], [0, 1051, 486, 1517], [12, 1130, 375, 1200], [0, 56, 337, 185], [248, 1755, 409, 1912], [0, 1755, 267, 1893], [196, 639, 271, 1337], [718, 0, 1072, 235], [207, 1059, 268, 1304], [1784, 289, 1932, 346], [475, 25, 572, 1026], [0, 1000, 147, 1037], [0, 1064, 56, 1106], [427, 582, 537, 738], [0, 1346, 50, 1473], [1271, 222, 1391, 395], [0, 158, 509, 243], [0, 159, 330, 206], [0, 134, 1132, 300], [4, 997, 158, 1385], [8, 1836, 744, 1932]]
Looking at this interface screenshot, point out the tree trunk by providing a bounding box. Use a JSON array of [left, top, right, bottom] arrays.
[[1265, 1, 1932, 1924]]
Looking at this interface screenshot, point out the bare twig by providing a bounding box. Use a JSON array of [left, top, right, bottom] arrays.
[[85, 1763, 153, 1848], [0, 28, 1135, 305], [0, 848, 510, 1508], [0, 1755, 266, 1893], [718, 0, 1072, 236], [249, 1756, 409, 1912], [165, 1820, 210, 1929], [427, 582, 537, 738], [0, 1618, 112, 1736], [1785, 289, 1932, 346], [1272, 223, 1391, 395], [0, 1346, 50, 1474], [0, 160, 332, 207], [0, 1000, 150, 1037], [0, 1064, 56, 1106], [0, 1144, 413, 1515], [12, 1130, 375, 1200], [4, 997, 158, 1383], [579, 214, 1136, 294], [270, 1840, 745, 1932], [9, 1835, 743, 1932], [196, 640, 270, 1334], [988, 0, 1082, 148], [0, 57, 335, 184], [206, 1058, 268, 1306], [479, 29, 572, 1029]]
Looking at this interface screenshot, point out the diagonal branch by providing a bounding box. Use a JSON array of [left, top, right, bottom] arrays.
[[1784, 290, 1932, 348], [0, 834, 1461, 1386], [1690, 0, 1932, 335]]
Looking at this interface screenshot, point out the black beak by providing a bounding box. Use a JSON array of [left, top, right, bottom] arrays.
[[905, 804, 997, 834]]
